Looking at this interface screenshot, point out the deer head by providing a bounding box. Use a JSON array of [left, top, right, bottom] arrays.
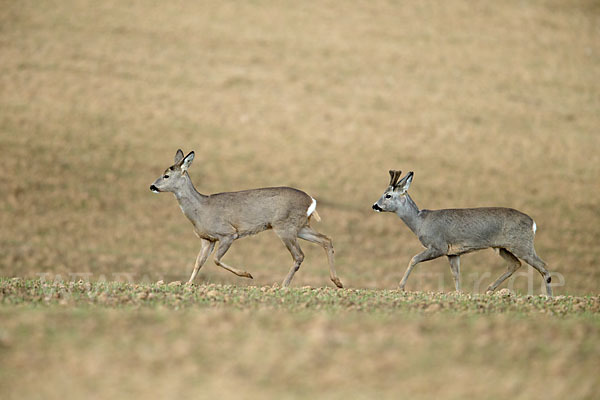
[[372, 170, 414, 213], [150, 149, 195, 194]]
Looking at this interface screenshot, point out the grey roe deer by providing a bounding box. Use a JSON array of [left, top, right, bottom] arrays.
[[372, 170, 553, 296], [150, 149, 343, 288]]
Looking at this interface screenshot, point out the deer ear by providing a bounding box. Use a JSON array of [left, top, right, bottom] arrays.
[[174, 149, 185, 164], [181, 151, 195, 172], [395, 171, 414, 193]]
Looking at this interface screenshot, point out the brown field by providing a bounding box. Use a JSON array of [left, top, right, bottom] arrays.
[[1, 0, 599, 398], [1, 0, 599, 293]]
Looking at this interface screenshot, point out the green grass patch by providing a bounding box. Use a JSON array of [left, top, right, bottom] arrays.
[[2, 278, 599, 316]]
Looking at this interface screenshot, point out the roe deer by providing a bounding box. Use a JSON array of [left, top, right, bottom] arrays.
[[150, 149, 343, 288], [372, 170, 553, 296]]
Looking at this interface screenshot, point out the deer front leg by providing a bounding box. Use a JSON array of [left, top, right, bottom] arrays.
[[213, 236, 253, 279], [188, 238, 215, 284], [447, 255, 461, 292], [399, 247, 445, 290]]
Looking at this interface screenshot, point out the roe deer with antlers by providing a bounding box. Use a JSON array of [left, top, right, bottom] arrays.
[[150, 149, 343, 288], [372, 170, 553, 296]]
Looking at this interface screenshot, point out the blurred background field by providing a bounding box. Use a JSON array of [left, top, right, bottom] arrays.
[[1, 1, 600, 399], [1, 0, 599, 294]]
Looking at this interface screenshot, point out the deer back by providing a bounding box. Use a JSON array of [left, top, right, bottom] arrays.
[[194, 187, 313, 238], [419, 207, 536, 254]]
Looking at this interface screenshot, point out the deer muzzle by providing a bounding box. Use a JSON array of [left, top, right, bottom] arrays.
[[372, 203, 383, 212], [150, 185, 161, 193]]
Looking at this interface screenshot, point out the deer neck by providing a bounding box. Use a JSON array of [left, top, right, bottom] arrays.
[[173, 174, 207, 218], [397, 194, 421, 235]]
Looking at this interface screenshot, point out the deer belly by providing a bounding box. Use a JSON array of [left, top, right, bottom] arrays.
[[193, 228, 218, 241], [236, 223, 272, 238], [447, 244, 466, 255], [447, 243, 485, 256]]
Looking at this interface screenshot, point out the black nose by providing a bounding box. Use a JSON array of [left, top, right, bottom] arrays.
[[372, 203, 383, 212], [150, 185, 160, 193]]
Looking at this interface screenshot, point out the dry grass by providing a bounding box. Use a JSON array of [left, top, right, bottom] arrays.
[[1, 1, 600, 398], [2, 308, 599, 400], [1, 279, 599, 400]]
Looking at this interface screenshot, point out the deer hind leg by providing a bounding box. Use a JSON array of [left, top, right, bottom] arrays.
[[213, 236, 254, 279], [298, 226, 343, 288], [275, 232, 305, 288], [188, 239, 215, 284], [521, 252, 553, 297], [487, 248, 521, 292], [506, 245, 553, 296], [447, 255, 461, 292]]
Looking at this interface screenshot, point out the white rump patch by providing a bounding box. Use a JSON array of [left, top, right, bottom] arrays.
[[532, 221, 537, 234], [307, 198, 317, 217]]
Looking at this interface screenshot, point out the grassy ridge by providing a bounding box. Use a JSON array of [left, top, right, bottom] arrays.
[[2, 278, 599, 315]]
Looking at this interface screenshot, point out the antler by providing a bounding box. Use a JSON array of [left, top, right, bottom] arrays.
[[388, 170, 402, 187]]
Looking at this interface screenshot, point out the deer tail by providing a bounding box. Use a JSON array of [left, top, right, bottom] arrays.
[[307, 198, 321, 222]]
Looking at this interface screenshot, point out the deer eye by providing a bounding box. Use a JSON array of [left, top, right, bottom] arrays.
[[163, 174, 170, 179], [385, 194, 392, 199]]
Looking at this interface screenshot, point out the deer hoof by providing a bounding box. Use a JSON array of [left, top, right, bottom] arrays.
[[331, 277, 344, 289]]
